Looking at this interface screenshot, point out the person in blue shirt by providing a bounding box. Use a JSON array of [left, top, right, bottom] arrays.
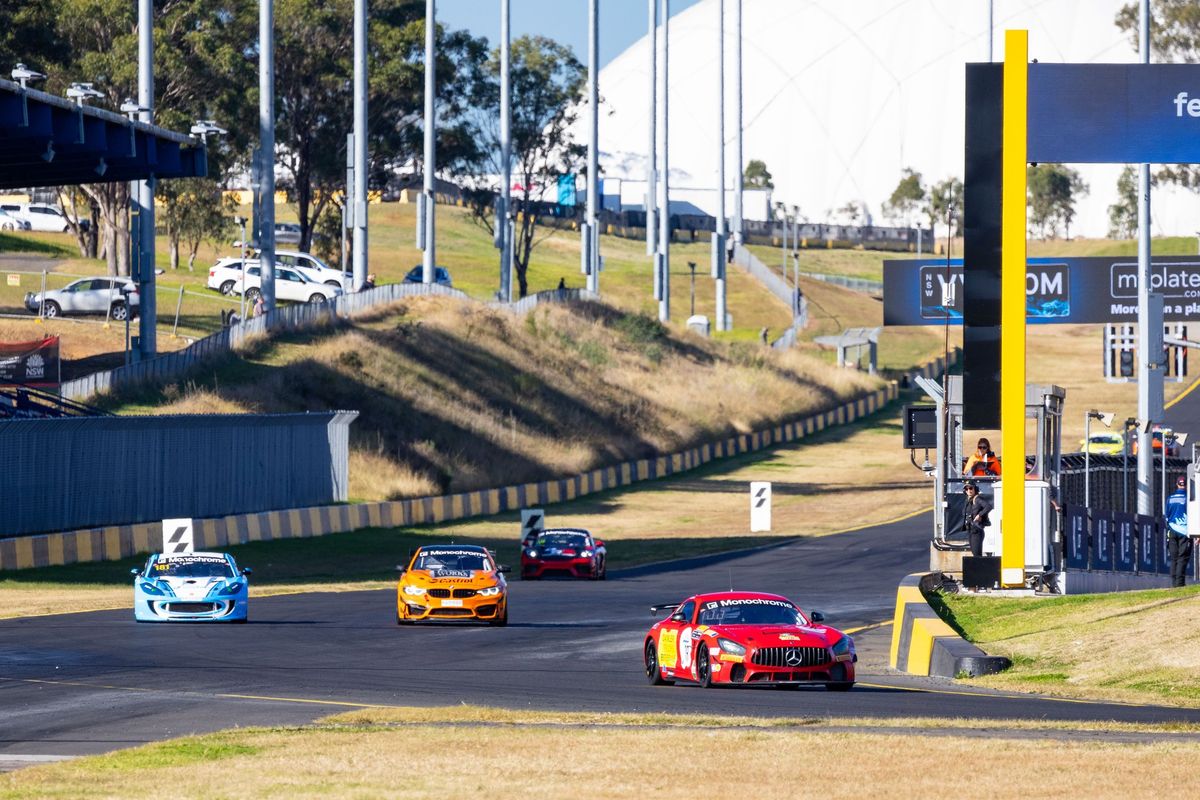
[[1166, 475, 1193, 588]]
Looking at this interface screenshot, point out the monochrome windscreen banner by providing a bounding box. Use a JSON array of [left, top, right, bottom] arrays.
[[884, 257, 1200, 325], [0, 336, 59, 388]]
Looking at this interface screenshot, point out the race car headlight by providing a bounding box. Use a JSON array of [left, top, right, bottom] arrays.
[[717, 638, 746, 656], [479, 585, 502, 597], [402, 584, 426, 596], [526, 549, 538, 558], [580, 550, 593, 558], [215, 582, 244, 596], [138, 581, 165, 596], [832, 636, 854, 657]]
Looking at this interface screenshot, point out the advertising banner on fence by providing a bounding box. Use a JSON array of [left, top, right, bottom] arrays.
[[0, 336, 59, 388], [884, 257, 1200, 325]]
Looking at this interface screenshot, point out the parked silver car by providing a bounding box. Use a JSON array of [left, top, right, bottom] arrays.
[[24, 277, 139, 321]]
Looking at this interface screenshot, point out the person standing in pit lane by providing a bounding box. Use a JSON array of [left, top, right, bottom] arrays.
[[1167, 475, 1193, 588], [964, 480, 992, 558]]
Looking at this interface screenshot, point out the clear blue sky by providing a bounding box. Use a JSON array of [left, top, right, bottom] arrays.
[[438, 0, 704, 66]]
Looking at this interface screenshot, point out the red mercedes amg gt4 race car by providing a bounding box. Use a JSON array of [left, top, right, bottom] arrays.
[[643, 591, 856, 690]]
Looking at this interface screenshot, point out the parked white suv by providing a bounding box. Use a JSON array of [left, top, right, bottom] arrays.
[[0, 203, 74, 233], [208, 250, 350, 295], [228, 265, 341, 305], [24, 277, 139, 320]]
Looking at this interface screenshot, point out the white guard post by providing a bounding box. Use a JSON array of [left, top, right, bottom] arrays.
[[520, 508, 546, 541], [750, 482, 772, 532], [162, 518, 195, 554]]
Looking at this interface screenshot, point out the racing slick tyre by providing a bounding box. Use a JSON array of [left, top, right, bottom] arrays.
[[695, 645, 715, 689], [825, 663, 854, 691], [219, 280, 236, 295], [488, 606, 508, 627], [645, 641, 674, 686], [42, 300, 60, 318]]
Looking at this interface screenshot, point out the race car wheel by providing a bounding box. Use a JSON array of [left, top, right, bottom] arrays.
[[42, 300, 60, 318], [825, 663, 854, 691], [695, 646, 715, 689], [488, 605, 508, 627], [645, 641, 674, 686], [219, 280, 236, 295]]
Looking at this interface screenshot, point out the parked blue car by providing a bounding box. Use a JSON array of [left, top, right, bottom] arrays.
[[132, 552, 251, 623]]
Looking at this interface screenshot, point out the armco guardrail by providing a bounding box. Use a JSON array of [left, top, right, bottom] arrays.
[[0, 411, 356, 540], [801, 271, 883, 297], [0, 378, 923, 571], [889, 572, 1011, 678]]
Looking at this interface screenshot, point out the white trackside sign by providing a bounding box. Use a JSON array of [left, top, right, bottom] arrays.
[[750, 482, 772, 532], [162, 518, 195, 554], [520, 508, 545, 541]]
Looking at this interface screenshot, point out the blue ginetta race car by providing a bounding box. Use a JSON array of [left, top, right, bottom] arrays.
[[132, 552, 251, 622]]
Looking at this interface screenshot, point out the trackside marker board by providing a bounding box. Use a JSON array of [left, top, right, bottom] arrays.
[[750, 482, 771, 532], [162, 518, 194, 554], [520, 508, 545, 541]]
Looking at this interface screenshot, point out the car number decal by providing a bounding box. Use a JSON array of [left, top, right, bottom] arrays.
[[679, 626, 694, 669], [659, 629, 678, 668]]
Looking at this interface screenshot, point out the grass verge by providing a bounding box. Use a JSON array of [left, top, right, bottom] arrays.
[[4, 706, 1200, 798], [932, 584, 1200, 707]]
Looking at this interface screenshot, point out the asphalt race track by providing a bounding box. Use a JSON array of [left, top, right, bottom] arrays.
[[5, 508, 1200, 765]]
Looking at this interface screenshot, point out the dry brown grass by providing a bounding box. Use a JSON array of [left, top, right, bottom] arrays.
[[108, 296, 881, 500], [5, 708, 1199, 798]]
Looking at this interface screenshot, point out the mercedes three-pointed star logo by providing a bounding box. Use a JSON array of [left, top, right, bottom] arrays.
[[785, 649, 802, 667]]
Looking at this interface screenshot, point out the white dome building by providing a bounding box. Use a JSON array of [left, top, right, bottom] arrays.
[[590, 0, 1200, 238]]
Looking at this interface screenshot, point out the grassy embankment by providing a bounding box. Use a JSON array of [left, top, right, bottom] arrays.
[[931, 584, 1200, 707], [5, 706, 1200, 798], [0, 399, 928, 619]]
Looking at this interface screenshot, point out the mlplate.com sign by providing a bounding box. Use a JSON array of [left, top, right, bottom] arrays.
[[1029, 64, 1200, 163], [884, 257, 1200, 325]]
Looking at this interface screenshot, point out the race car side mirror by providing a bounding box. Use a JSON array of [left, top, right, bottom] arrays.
[[129, 568, 140, 576], [395, 566, 406, 574], [241, 568, 253, 576], [810, 610, 826, 623], [498, 565, 512, 574], [594, 539, 606, 547]]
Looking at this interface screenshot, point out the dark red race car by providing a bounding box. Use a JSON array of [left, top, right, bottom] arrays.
[[643, 591, 855, 690], [520, 528, 607, 580]]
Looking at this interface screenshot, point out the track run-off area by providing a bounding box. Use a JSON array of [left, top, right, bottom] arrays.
[[4, 508, 1200, 770]]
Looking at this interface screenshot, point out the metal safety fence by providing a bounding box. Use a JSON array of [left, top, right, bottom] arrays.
[[0, 411, 356, 539]]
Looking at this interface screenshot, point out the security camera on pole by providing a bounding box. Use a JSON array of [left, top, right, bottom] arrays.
[[259, 0, 277, 311], [419, 0, 437, 285], [712, 0, 728, 332]]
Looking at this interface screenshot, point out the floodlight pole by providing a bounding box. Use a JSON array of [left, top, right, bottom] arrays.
[[1136, 0, 1160, 516], [136, 0, 156, 359], [499, 0, 512, 301], [351, 0, 368, 292], [259, 0, 276, 310], [657, 0, 670, 322], [423, 0, 437, 285], [646, 0, 657, 258], [732, 0, 743, 248], [586, 0, 600, 293], [713, 0, 727, 331]]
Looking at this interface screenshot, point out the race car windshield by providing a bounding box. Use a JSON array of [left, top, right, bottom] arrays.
[[535, 533, 588, 549], [414, 550, 492, 572], [697, 600, 804, 626], [150, 559, 235, 579]]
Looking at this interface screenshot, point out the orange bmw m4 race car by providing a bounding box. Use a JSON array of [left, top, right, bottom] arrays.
[[643, 591, 855, 689], [396, 544, 509, 626]]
